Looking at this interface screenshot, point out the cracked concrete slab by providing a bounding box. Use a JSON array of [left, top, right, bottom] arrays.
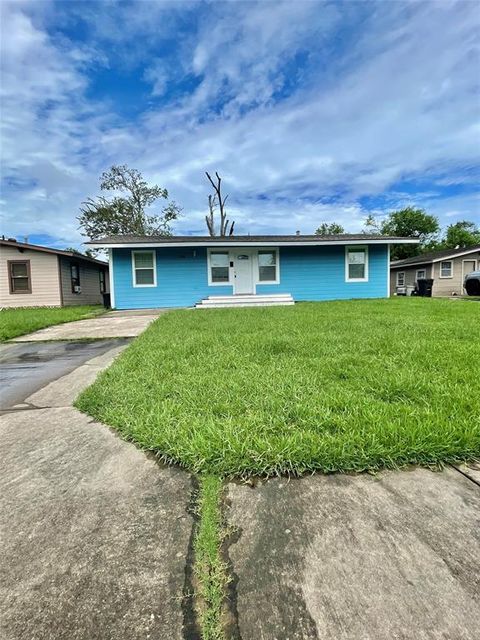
[[453, 461, 480, 486], [11, 309, 168, 341], [227, 468, 480, 640], [0, 340, 194, 640]]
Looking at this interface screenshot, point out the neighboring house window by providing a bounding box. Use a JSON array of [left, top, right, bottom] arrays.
[[70, 263, 81, 293], [346, 246, 368, 281], [440, 261, 453, 278], [209, 251, 230, 284], [132, 250, 156, 287], [99, 269, 106, 293], [258, 250, 278, 282], [416, 269, 426, 280], [396, 272, 405, 286], [8, 260, 31, 294]]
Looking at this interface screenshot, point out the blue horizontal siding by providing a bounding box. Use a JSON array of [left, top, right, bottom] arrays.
[[112, 247, 232, 309], [257, 245, 388, 300], [111, 245, 389, 309]]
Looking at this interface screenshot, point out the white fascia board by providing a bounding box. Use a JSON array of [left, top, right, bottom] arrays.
[[89, 239, 420, 249]]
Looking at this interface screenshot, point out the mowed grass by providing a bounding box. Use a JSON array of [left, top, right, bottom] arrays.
[[76, 298, 480, 477], [0, 305, 105, 341]]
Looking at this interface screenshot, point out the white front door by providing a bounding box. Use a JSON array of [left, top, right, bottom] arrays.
[[233, 251, 254, 294]]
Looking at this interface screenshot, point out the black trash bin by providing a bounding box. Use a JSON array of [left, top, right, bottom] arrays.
[[102, 292, 111, 308], [416, 278, 434, 297]]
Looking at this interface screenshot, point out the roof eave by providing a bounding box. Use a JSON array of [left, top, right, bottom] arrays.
[[391, 245, 480, 268], [88, 238, 420, 249]]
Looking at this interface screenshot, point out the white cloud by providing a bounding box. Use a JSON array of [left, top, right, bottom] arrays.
[[0, 0, 478, 248]]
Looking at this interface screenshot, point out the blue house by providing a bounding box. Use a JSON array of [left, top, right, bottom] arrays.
[[88, 235, 418, 309]]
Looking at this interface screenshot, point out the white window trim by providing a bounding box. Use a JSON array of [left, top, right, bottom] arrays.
[[416, 269, 426, 280], [256, 247, 280, 285], [132, 250, 157, 287], [345, 246, 369, 282], [396, 271, 405, 286], [207, 249, 233, 286], [439, 260, 453, 279]]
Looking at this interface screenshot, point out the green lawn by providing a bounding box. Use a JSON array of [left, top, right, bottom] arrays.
[[76, 298, 480, 477], [0, 305, 105, 341]]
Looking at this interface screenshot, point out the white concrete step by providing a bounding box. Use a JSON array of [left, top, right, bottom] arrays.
[[206, 294, 292, 302], [195, 293, 294, 308], [197, 301, 295, 308]]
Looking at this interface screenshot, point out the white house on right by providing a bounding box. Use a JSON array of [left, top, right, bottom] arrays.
[[390, 245, 480, 297]]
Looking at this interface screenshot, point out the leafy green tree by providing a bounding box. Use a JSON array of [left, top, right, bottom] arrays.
[[63, 247, 97, 258], [442, 220, 480, 249], [315, 222, 345, 236], [365, 207, 440, 260], [78, 165, 181, 244]]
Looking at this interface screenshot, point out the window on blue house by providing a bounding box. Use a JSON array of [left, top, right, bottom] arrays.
[[210, 252, 230, 283], [346, 247, 368, 281], [132, 251, 156, 286], [258, 250, 277, 282]]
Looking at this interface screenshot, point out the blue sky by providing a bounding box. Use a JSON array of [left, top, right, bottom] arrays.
[[1, 0, 479, 250]]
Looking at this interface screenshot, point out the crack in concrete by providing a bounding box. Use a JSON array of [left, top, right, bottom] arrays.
[[449, 463, 480, 488], [221, 492, 243, 640], [182, 475, 202, 640], [0, 401, 43, 415]]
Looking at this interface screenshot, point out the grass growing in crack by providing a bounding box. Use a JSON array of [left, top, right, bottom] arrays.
[[194, 475, 227, 640], [0, 305, 105, 341], [76, 298, 480, 477]]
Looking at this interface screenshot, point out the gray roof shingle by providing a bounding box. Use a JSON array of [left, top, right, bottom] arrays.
[[391, 245, 480, 268], [88, 233, 417, 245]]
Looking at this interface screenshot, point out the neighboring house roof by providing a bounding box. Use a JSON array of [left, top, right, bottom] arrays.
[[0, 238, 108, 266], [391, 245, 480, 269], [88, 234, 419, 248]]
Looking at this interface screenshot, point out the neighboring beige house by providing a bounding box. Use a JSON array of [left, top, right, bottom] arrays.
[[1, 238, 109, 308], [390, 245, 480, 297]]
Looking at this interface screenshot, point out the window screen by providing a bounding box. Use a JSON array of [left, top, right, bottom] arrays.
[[133, 252, 155, 286], [9, 261, 31, 293], [347, 249, 367, 280], [258, 251, 277, 282], [210, 252, 230, 283]]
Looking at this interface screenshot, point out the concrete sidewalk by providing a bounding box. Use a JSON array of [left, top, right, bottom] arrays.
[[227, 466, 480, 640], [0, 342, 193, 640], [12, 308, 168, 341]]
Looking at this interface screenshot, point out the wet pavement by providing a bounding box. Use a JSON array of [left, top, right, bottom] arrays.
[[0, 339, 129, 410], [0, 339, 193, 640]]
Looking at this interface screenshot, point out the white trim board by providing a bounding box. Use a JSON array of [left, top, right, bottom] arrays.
[[207, 247, 281, 291], [462, 259, 477, 284], [345, 245, 369, 282], [108, 248, 115, 308], [91, 239, 420, 249], [438, 260, 453, 279], [131, 250, 157, 287]]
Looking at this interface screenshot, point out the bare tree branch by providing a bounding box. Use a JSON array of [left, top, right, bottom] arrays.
[[205, 171, 234, 236]]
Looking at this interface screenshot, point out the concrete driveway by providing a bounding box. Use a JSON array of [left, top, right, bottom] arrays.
[[11, 308, 167, 341], [0, 340, 193, 640], [1, 336, 479, 639], [227, 467, 480, 640]]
